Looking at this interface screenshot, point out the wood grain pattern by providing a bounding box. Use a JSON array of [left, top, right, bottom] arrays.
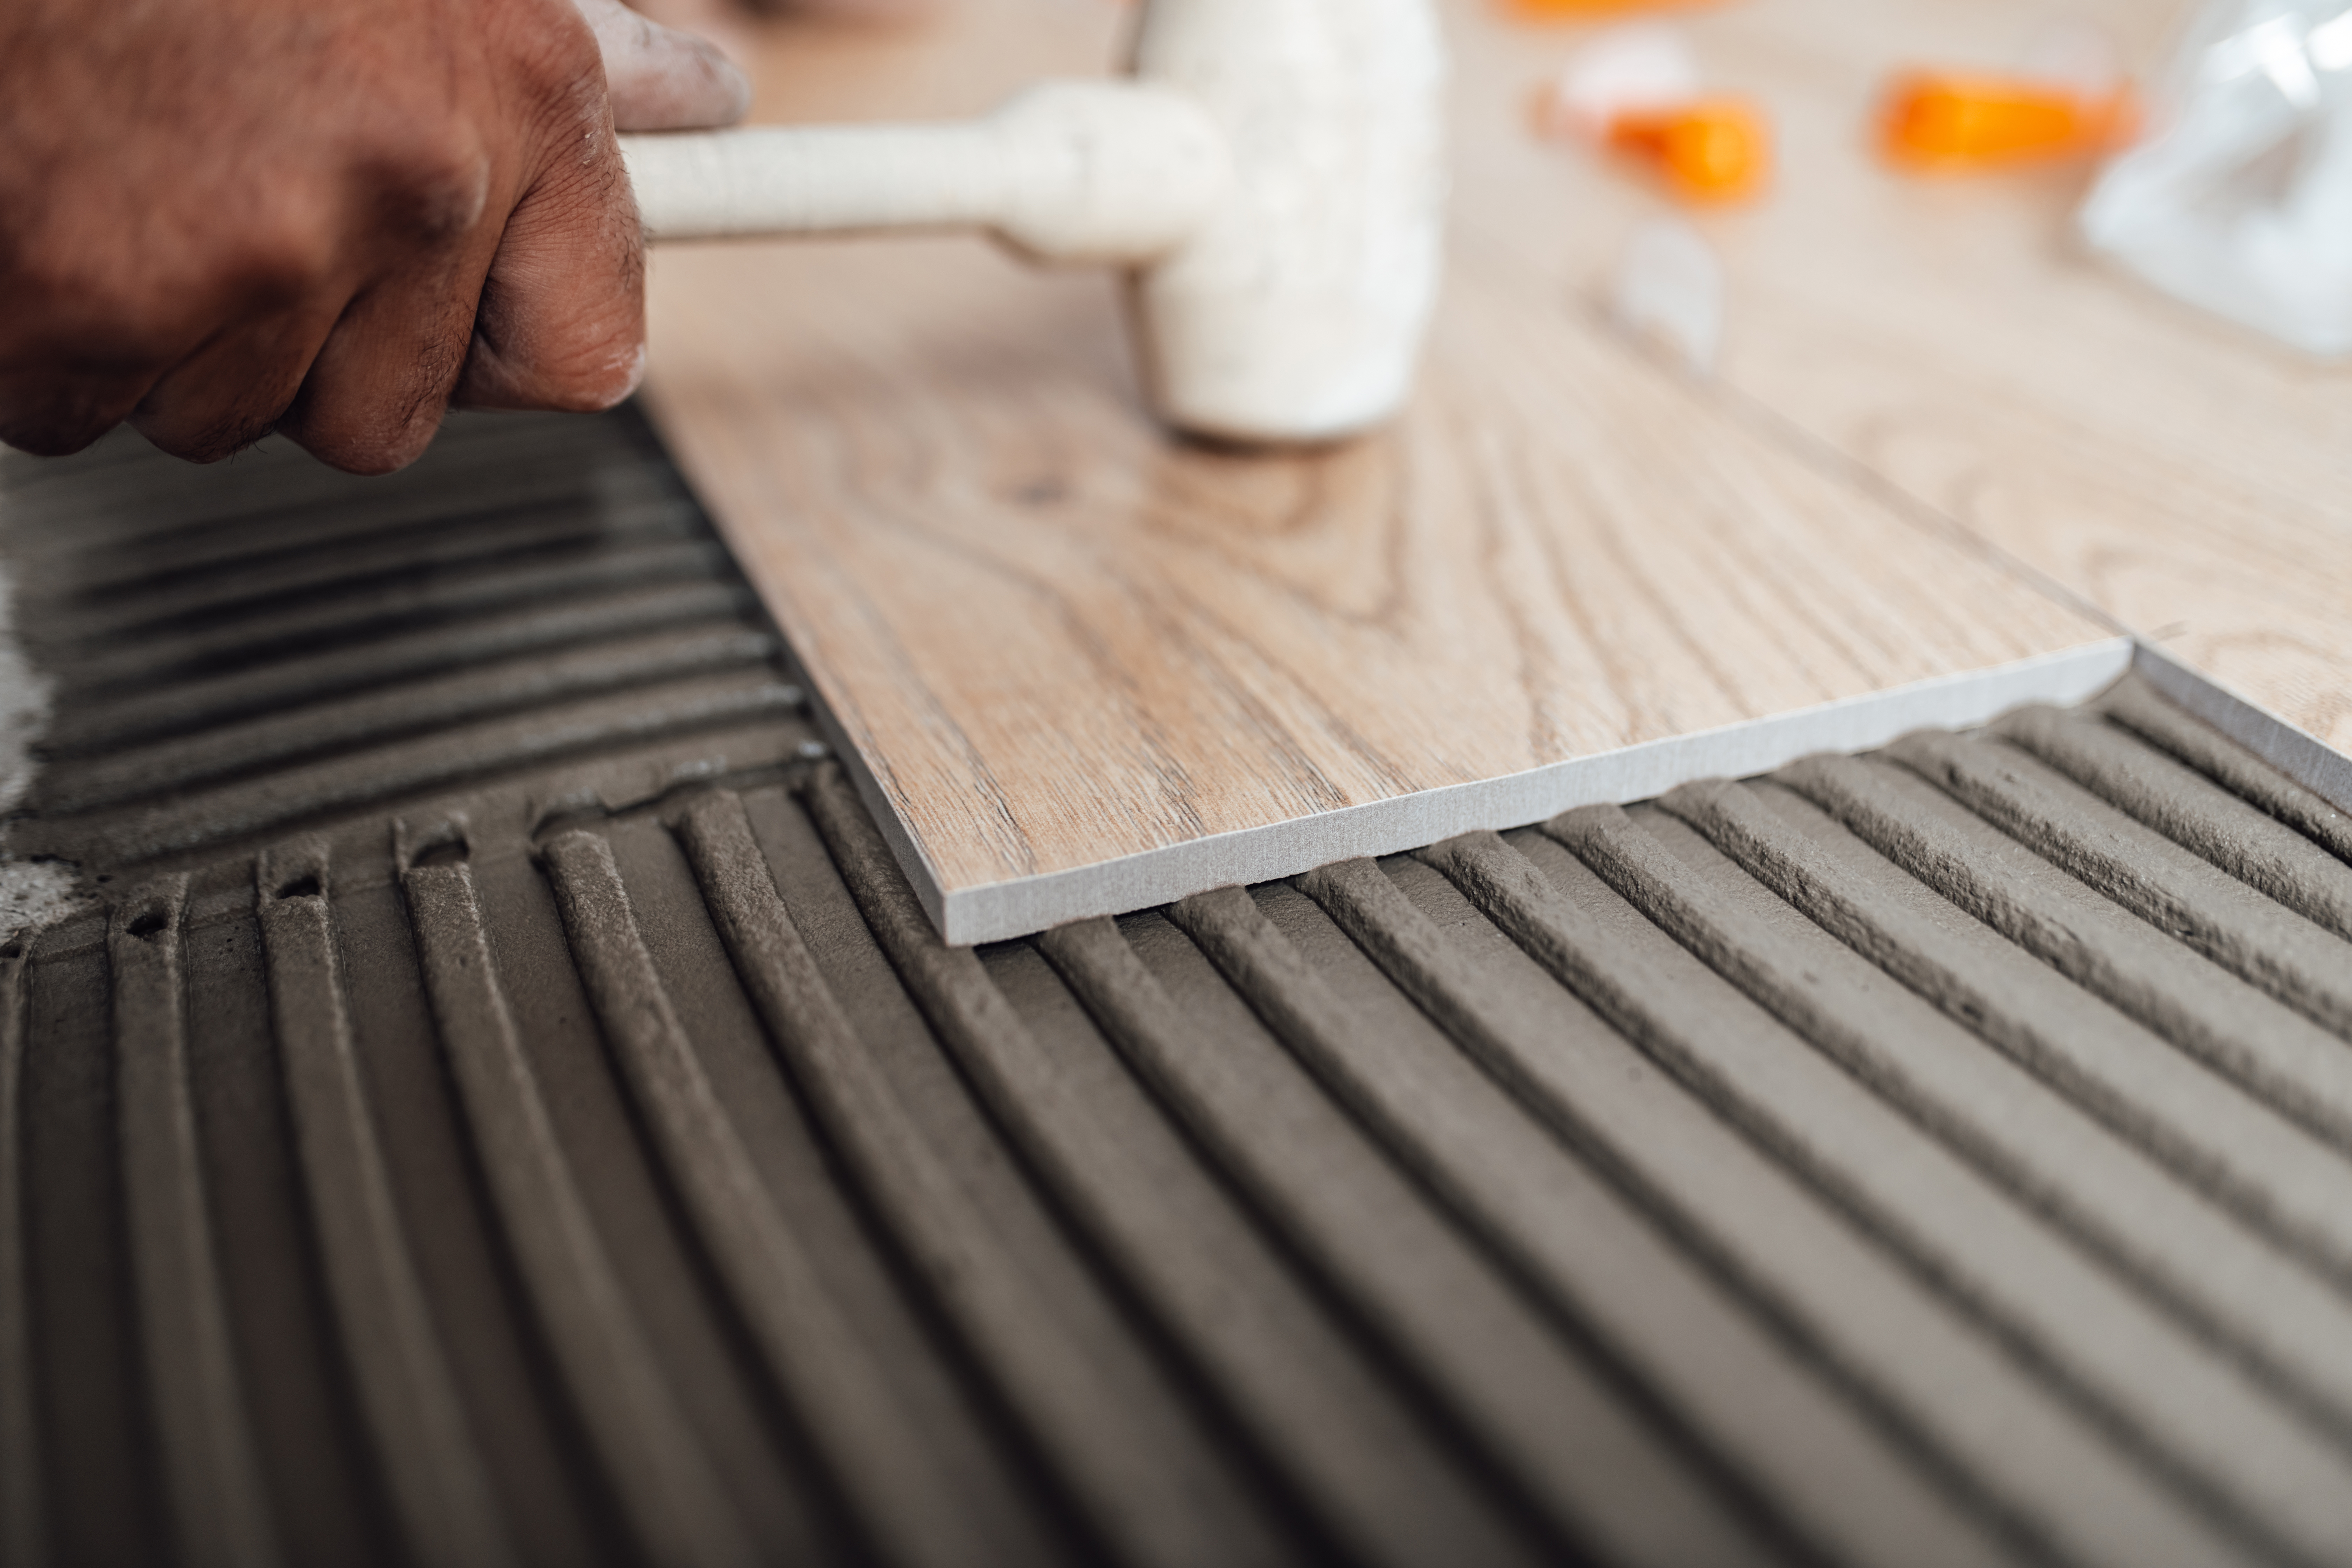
[[640, 0, 2133, 941], [1447, 0, 2352, 750]]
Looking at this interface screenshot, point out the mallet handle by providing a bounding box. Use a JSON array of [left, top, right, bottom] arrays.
[[617, 80, 1228, 264]]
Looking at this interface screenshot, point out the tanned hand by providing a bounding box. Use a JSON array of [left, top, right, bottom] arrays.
[[0, 0, 747, 473]]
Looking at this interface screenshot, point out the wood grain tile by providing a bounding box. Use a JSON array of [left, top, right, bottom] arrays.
[[642, 0, 2129, 941]]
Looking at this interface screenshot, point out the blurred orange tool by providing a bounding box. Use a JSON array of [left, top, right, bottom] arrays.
[[1880, 71, 2136, 171], [1604, 98, 1770, 200], [1536, 26, 1771, 202], [1505, 0, 1713, 16]]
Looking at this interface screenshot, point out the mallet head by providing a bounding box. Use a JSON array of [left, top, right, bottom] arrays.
[[1126, 0, 1448, 444]]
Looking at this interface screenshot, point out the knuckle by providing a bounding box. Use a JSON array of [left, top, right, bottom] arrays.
[[6, 221, 320, 345], [376, 133, 494, 243], [2, 251, 155, 345], [511, 22, 619, 157], [218, 219, 341, 308], [517, 15, 608, 103]]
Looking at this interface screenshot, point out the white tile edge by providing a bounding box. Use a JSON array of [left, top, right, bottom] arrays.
[[892, 637, 2138, 945], [794, 684, 957, 940], [2128, 642, 2352, 818]]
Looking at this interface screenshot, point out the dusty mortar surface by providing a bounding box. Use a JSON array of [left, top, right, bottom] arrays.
[[8, 411, 2352, 1568], [0, 559, 80, 938]]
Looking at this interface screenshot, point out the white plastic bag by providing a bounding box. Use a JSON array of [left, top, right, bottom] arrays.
[[2081, 0, 2352, 354]]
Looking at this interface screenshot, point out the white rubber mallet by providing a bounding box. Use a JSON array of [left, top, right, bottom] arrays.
[[618, 0, 1447, 444]]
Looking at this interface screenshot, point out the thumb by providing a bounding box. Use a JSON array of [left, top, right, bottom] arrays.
[[573, 0, 752, 132]]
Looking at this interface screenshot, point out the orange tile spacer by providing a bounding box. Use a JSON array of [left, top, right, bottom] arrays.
[[1606, 97, 1771, 201], [1879, 71, 2136, 171], [1504, 0, 1715, 18]]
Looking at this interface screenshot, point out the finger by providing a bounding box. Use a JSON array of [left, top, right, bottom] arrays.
[[451, 119, 646, 414], [130, 302, 341, 463], [275, 251, 487, 474], [3, 183, 358, 461], [573, 0, 751, 131], [0, 293, 202, 457], [0, 364, 166, 456]]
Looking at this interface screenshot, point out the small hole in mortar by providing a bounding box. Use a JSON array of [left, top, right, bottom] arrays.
[[412, 840, 470, 870], [126, 910, 168, 939], [275, 875, 322, 901]]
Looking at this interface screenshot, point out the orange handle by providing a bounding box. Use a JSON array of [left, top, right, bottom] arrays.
[[1607, 98, 1771, 201], [1880, 72, 2135, 170], [1505, 0, 1709, 16]]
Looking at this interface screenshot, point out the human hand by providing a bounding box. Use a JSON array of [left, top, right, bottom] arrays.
[[0, 0, 748, 474]]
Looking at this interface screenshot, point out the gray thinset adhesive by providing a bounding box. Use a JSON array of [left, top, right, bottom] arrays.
[[541, 825, 1024, 1568], [680, 789, 1291, 1568], [1478, 820, 2344, 1564], [0, 557, 83, 938], [1616, 801, 2352, 1448], [836, 794, 1555, 1568], [110, 873, 285, 1568], [403, 850, 767, 1568], [1662, 776, 2352, 1289], [1169, 880, 2007, 1568], [0, 945, 42, 1568], [12, 414, 2352, 1568], [1889, 729, 2352, 1038], [2001, 702, 2352, 943], [255, 840, 516, 1568], [1037, 910, 1776, 1568], [1784, 752, 2352, 1154]]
